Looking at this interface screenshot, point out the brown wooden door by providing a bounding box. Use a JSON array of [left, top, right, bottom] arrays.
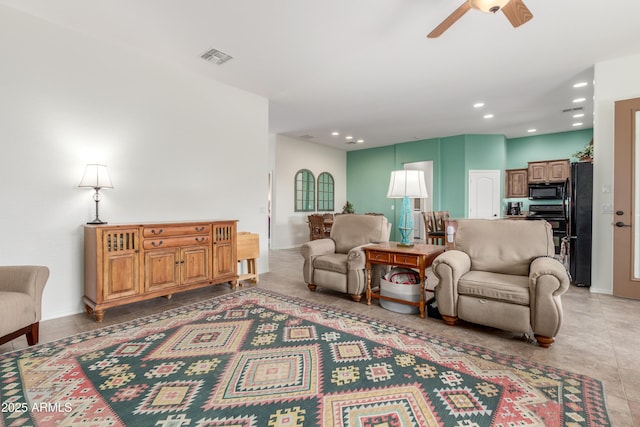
[[145, 249, 179, 292], [212, 222, 236, 278], [547, 160, 570, 182], [528, 162, 547, 183], [181, 246, 210, 285], [102, 228, 140, 301], [613, 97, 640, 299], [506, 169, 528, 198]]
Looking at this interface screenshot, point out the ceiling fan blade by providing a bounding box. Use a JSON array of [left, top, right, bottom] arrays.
[[427, 2, 472, 38], [501, 0, 533, 28]]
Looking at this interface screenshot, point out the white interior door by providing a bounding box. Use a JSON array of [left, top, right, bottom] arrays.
[[468, 170, 501, 219], [404, 161, 433, 242]]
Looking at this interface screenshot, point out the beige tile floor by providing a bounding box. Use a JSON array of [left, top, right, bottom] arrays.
[[2, 248, 639, 426]]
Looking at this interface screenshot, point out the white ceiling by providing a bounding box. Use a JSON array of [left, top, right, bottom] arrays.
[[3, 0, 640, 150]]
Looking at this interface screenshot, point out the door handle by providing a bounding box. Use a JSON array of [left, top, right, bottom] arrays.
[[615, 221, 631, 227]]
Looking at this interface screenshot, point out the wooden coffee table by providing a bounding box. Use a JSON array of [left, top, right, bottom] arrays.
[[364, 242, 445, 318]]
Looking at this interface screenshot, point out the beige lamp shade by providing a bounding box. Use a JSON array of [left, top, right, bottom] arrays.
[[79, 164, 113, 189], [386, 170, 429, 199]]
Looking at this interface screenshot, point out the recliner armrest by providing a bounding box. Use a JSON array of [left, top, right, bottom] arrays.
[[431, 250, 471, 318], [529, 256, 570, 339], [300, 238, 336, 260], [432, 250, 472, 280], [529, 257, 570, 296], [346, 244, 373, 270]]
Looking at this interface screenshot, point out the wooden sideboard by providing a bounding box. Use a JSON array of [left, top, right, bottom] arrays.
[[84, 220, 238, 322]]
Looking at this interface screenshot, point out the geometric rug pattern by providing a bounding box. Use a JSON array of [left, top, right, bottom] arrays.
[[0, 288, 610, 426]]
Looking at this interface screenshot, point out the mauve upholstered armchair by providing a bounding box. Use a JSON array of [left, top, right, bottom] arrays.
[[0, 265, 50, 346], [432, 219, 570, 348]]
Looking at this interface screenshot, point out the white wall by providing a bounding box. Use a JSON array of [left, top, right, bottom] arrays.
[[271, 134, 346, 249], [592, 52, 640, 294], [0, 6, 269, 319]]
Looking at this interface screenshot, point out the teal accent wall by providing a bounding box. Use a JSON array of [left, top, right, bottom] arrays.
[[440, 135, 466, 218], [346, 145, 396, 222], [507, 129, 592, 169], [347, 129, 592, 240]]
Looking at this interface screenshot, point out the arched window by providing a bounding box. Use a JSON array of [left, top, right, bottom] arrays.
[[317, 172, 335, 212], [294, 169, 315, 212]]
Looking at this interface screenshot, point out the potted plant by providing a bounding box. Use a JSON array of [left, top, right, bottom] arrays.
[[342, 201, 355, 214], [573, 139, 594, 162]]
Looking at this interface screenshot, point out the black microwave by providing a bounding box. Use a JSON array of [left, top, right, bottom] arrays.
[[529, 183, 564, 199]]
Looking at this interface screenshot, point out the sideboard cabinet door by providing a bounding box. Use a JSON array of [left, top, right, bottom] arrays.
[[101, 228, 140, 301], [213, 222, 237, 279]]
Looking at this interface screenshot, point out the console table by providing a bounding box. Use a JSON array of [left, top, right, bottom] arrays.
[[84, 220, 238, 322], [364, 242, 445, 318]]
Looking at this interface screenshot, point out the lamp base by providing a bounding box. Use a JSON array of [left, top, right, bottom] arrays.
[[396, 242, 415, 248], [87, 219, 108, 225], [398, 225, 414, 247]]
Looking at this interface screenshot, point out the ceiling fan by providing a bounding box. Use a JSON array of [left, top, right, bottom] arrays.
[[427, 0, 533, 38]]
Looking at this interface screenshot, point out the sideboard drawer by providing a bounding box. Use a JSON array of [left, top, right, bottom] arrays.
[[368, 251, 391, 263], [392, 253, 420, 267], [143, 224, 211, 238], [143, 235, 210, 250]]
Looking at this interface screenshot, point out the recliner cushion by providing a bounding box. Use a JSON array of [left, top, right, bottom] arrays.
[[330, 214, 390, 254], [458, 271, 530, 306], [313, 253, 348, 274], [455, 219, 554, 276]]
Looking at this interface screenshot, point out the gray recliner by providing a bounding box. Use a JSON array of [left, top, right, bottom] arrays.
[[301, 214, 391, 301], [432, 219, 569, 347], [0, 265, 50, 346]]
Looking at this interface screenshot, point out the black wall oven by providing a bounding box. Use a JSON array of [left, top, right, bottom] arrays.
[[528, 183, 565, 199], [527, 204, 567, 254]]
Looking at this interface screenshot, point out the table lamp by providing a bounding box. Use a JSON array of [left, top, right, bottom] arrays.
[[387, 170, 429, 246], [79, 164, 113, 224]]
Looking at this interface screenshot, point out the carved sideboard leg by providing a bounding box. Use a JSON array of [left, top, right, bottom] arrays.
[[534, 335, 555, 348], [94, 310, 105, 323], [441, 315, 458, 326]]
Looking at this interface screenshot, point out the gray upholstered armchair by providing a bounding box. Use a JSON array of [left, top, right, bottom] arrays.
[[0, 265, 50, 346], [301, 214, 391, 301], [432, 219, 569, 347]]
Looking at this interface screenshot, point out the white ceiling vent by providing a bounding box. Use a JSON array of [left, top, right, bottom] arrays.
[[562, 106, 584, 113], [201, 48, 233, 65]]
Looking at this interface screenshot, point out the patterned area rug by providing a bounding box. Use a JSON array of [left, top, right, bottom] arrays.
[[1, 288, 610, 426]]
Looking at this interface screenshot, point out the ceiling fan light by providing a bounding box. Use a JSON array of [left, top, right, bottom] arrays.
[[469, 0, 510, 13]]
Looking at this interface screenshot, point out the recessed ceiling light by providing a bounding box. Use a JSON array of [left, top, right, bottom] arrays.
[[483, 114, 494, 119], [356, 139, 364, 144], [527, 129, 537, 133], [331, 131, 340, 136], [573, 98, 586, 103], [573, 82, 588, 88], [345, 136, 353, 140], [573, 122, 583, 127], [573, 113, 584, 118], [474, 102, 485, 108]]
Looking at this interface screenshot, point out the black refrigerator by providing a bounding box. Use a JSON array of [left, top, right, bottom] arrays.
[[569, 162, 593, 286]]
